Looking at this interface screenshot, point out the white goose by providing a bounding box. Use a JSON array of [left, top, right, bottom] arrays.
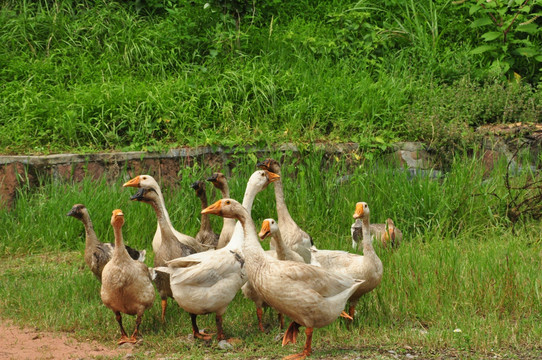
[[257, 159, 313, 263], [157, 170, 280, 341], [311, 202, 383, 318], [242, 218, 304, 331], [203, 198, 364, 359]]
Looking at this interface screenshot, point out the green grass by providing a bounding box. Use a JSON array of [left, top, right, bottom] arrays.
[[0, 0, 539, 155], [1, 152, 541, 358]]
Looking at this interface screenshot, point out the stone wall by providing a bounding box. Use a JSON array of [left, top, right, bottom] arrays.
[[1, 126, 540, 209]]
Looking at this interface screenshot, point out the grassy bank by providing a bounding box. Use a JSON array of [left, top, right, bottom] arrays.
[[1, 153, 541, 358], [1, 0, 540, 155]]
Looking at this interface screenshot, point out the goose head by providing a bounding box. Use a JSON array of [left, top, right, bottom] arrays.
[[246, 169, 280, 193], [206, 172, 227, 189], [258, 218, 278, 241], [191, 180, 205, 196], [353, 202, 369, 219], [201, 198, 244, 220], [123, 175, 160, 190], [67, 204, 87, 220], [129, 187, 159, 204], [256, 158, 281, 175], [111, 209, 125, 228]]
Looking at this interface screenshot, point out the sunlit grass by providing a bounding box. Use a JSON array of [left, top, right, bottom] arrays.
[[1, 153, 541, 358]]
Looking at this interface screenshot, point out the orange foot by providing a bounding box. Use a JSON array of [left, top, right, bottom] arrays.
[[193, 330, 214, 341], [117, 335, 136, 345], [340, 310, 353, 320], [283, 351, 310, 360]]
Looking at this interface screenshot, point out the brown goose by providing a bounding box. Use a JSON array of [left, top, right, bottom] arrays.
[[191, 180, 219, 249], [67, 204, 146, 282], [206, 172, 236, 249], [100, 209, 154, 344], [352, 215, 402, 249], [257, 159, 313, 263]]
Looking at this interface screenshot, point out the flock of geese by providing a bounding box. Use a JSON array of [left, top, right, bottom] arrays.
[[67, 158, 402, 359]]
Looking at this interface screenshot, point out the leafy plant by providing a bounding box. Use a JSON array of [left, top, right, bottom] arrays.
[[456, 0, 542, 81]]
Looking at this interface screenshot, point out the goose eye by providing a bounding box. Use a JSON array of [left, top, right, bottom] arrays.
[[225, 200, 231, 205]]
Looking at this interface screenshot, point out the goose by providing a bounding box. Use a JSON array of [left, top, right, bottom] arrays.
[[312, 201, 383, 318], [191, 180, 219, 249], [124, 175, 203, 322], [206, 172, 235, 249], [67, 204, 146, 282], [203, 198, 364, 359], [257, 159, 313, 263], [100, 209, 154, 344], [156, 170, 280, 341], [242, 218, 304, 331], [352, 215, 402, 250]]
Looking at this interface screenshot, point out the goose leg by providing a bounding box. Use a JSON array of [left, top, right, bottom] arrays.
[[190, 313, 213, 340], [256, 307, 265, 332], [278, 313, 285, 329], [128, 313, 143, 343], [216, 314, 225, 341], [282, 321, 300, 346], [160, 298, 167, 323], [115, 312, 130, 345], [283, 327, 313, 360]]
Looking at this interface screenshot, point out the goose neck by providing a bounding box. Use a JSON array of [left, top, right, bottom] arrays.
[[273, 179, 293, 223], [361, 216, 375, 254], [112, 224, 126, 258]]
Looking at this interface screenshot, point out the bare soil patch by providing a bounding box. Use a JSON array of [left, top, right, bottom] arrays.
[[0, 321, 130, 360]]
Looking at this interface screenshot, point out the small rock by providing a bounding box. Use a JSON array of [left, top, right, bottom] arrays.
[[118, 342, 134, 349], [388, 350, 397, 355], [419, 329, 428, 335], [217, 340, 233, 350], [406, 353, 417, 359], [124, 354, 134, 359], [404, 345, 413, 350]]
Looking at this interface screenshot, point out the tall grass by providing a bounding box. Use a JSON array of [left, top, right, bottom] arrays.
[[1, 153, 541, 357], [1, 0, 538, 155]]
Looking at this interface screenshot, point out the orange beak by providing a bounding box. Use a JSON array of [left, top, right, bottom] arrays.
[[202, 199, 223, 215], [265, 170, 280, 183], [258, 220, 271, 240], [123, 176, 141, 188], [111, 209, 125, 226], [353, 202, 364, 219]]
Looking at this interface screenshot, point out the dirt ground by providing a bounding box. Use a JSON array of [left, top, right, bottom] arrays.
[[0, 321, 131, 360]]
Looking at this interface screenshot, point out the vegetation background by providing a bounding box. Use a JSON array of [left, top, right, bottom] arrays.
[[0, 0, 541, 155], [0, 1, 541, 359]]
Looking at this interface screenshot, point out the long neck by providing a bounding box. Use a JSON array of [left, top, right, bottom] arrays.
[[273, 177, 294, 224], [197, 191, 212, 232], [149, 198, 177, 246], [112, 223, 126, 259], [81, 211, 100, 249], [154, 186, 174, 229], [219, 182, 230, 198], [271, 232, 288, 260], [237, 211, 266, 262], [361, 214, 376, 255], [226, 181, 261, 249]]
